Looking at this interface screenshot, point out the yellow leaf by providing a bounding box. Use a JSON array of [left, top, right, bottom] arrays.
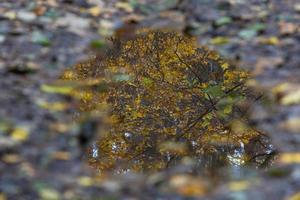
[[287, 192, 300, 200], [87, 6, 101, 17], [0, 193, 7, 200], [37, 100, 69, 111], [210, 37, 230, 45], [281, 88, 300, 105], [278, 153, 300, 164], [77, 176, 94, 187], [39, 188, 60, 200], [11, 127, 29, 141], [259, 36, 279, 45], [221, 63, 229, 70], [115, 2, 133, 12], [228, 180, 251, 191], [40, 84, 73, 95]]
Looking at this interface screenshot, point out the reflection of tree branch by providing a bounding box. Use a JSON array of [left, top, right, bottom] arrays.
[[174, 51, 203, 84], [166, 154, 176, 168], [247, 150, 277, 164], [176, 82, 248, 140]]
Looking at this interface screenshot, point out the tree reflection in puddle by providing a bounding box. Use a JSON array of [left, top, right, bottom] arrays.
[[61, 30, 276, 175]]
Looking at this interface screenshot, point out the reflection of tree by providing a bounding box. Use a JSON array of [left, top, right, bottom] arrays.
[[62, 31, 275, 173]]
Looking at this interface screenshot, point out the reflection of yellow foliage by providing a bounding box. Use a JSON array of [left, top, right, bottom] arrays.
[[62, 30, 272, 173]]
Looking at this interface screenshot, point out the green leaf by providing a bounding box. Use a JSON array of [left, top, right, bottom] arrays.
[[215, 16, 232, 26], [239, 23, 266, 39], [249, 23, 266, 32], [32, 31, 51, 46], [238, 29, 257, 39], [142, 77, 153, 86], [90, 39, 105, 49], [204, 85, 224, 98], [223, 104, 232, 114]]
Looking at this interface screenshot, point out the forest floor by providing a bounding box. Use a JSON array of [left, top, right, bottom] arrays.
[[0, 0, 300, 199]]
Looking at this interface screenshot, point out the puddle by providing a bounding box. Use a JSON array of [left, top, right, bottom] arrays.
[[59, 30, 276, 175]]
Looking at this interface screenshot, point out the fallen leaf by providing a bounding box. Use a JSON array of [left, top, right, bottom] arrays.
[[228, 180, 251, 191], [87, 6, 101, 17], [115, 2, 134, 12], [281, 89, 300, 105], [279, 22, 298, 35], [259, 36, 279, 45], [3, 11, 16, 20], [254, 57, 284, 74], [239, 23, 266, 39], [280, 117, 300, 133], [39, 188, 60, 200], [2, 154, 22, 163], [278, 153, 300, 164], [238, 29, 257, 39], [40, 84, 73, 95], [169, 175, 207, 196], [17, 11, 37, 22], [33, 6, 47, 16], [215, 16, 232, 26], [0, 193, 7, 200], [287, 192, 300, 200], [90, 39, 105, 49], [32, 31, 51, 46], [77, 176, 94, 187], [36, 100, 70, 111], [51, 151, 71, 160], [210, 36, 230, 45], [11, 126, 29, 141], [50, 123, 72, 133]]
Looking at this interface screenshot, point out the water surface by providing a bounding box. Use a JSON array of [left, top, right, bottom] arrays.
[[61, 30, 276, 176]]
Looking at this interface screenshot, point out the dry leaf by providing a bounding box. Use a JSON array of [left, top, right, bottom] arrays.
[[254, 57, 283, 75], [51, 151, 71, 160], [2, 154, 22, 163], [279, 22, 298, 35]]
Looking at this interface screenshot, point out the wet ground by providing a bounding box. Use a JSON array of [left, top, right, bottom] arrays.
[[0, 0, 300, 199]]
